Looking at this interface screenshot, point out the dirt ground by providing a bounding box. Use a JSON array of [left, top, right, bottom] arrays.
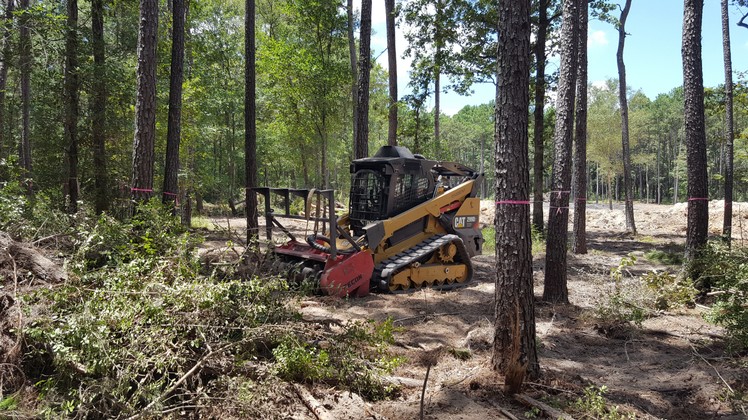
[[205, 201, 748, 419]]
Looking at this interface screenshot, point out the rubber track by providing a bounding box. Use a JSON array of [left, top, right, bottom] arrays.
[[372, 234, 474, 293]]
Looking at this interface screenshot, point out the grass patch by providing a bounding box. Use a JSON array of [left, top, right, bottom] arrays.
[[644, 249, 683, 265], [191, 215, 214, 230], [481, 225, 545, 255]]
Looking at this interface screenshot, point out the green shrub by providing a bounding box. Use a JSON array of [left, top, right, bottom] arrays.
[[644, 249, 683, 266], [571, 386, 634, 419], [699, 242, 748, 350], [481, 224, 544, 255], [595, 256, 647, 326], [642, 270, 696, 310], [272, 318, 403, 400]]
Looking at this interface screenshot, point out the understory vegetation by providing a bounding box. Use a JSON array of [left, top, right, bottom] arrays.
[[0, 194, 402, 418]]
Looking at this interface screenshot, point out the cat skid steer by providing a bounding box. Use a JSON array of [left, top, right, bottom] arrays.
[[252, 145, 484, 297]]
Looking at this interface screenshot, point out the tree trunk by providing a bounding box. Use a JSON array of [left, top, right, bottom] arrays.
[[63, 0, 79, 213], [434, 71, 440, 158], [19, 0, 32, 194], [354, 0, 371, 159], [347, 0, 358, 153], [617, 0, 636, 234], [572, 0, 588, 254], [532, 0, 549, 233], [0, 0, 13, 170], [543, 0, 579, 304], [130, 0, 158, 203], [682, 0, 708, 266], [493, 0, 539, 391], [245, 0, 259, 240], [721, 0, 734, 242], [92, 0, 107, 214], [163, 0, 185, 208], [386, 0, 397, 146]]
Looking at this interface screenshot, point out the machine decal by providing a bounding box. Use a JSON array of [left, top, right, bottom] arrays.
[[454, 215, 477, 229]]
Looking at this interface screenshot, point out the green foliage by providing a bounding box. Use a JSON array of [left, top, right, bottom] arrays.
[[0, 395, 19, 411], [572, 386, 634, 420], [644, 249, 683, 266], [272, 318, 403, 400], [23, 203, 294, 417], [596, 256, 647, 326], [642, 270, 696, 310], [72, 199, 195, 271], [699, 243, 748, 350], [482, 224, 544, 255]]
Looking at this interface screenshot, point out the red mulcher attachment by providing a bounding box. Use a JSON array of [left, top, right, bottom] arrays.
[[252, 188, 374, 297]]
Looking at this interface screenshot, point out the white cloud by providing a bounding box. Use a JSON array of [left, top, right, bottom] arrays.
[[588, 30, 609, 47]]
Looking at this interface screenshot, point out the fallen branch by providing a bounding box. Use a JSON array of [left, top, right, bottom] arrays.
[[383, 375, 423, 388], [488, 400, 520, 420], [394, 312, 461, 324], [514, 393, 576, 420], [0, 232, 67, 282], [127, 343, 234, 420], [292, 383, 335, 420]]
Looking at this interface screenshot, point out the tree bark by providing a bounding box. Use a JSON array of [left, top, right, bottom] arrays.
[[493, 0, 539, 391], [130, 0, 158, 203], [354, 0, 371, 159], [19, 0, 32, 194], [245, 0, 259, 240], [721, 0, 734, 242], [617, 0, 636, 234], [682, 0, 708, 267], [543, 0, 579, 304], [64, 0, 79, 213], [163, 0, 185, 208], [347, 0, 358, 152], [0, 0, 13, 169], [92, 0, 108, 214], [532, 0, 549, 233], [386, 0, 397, 146], [572, 0, 588, 254]]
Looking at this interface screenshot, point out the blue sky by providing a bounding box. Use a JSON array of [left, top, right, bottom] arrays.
[[357, 1, 748, 115]]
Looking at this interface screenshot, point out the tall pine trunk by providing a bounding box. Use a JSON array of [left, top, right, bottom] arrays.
[[493, 0, 539, 392], [617, 0, 636, 234], [92, 0, 107, 213], [163, 0, 185, 207], [130, 0, 158, 203], [532, 0, 549, 233], [64, 0, 79, 213], [721, 0, 734, 242], [543, 0, 579, 303], [245, 0, 259, 240], [19, 0, 32, 194], [682, 0, 708, 269], [354, 0, 371, 159], [386, 0, 397, 146], [572, 0, 588, 254], [347, 0, 358, 151], [0, 0, 13, 169]]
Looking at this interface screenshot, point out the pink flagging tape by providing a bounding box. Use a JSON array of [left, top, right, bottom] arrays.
[[163, 191, 178, 197], [130, 187, 153, 193], [496, 200, 531, 205], [688, 197, 709, 201]]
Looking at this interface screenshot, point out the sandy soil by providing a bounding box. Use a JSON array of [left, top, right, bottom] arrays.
[[203, 201, 748, 419]]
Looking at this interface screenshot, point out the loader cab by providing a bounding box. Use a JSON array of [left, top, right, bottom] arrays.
[[348, 146, 436, 233]]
